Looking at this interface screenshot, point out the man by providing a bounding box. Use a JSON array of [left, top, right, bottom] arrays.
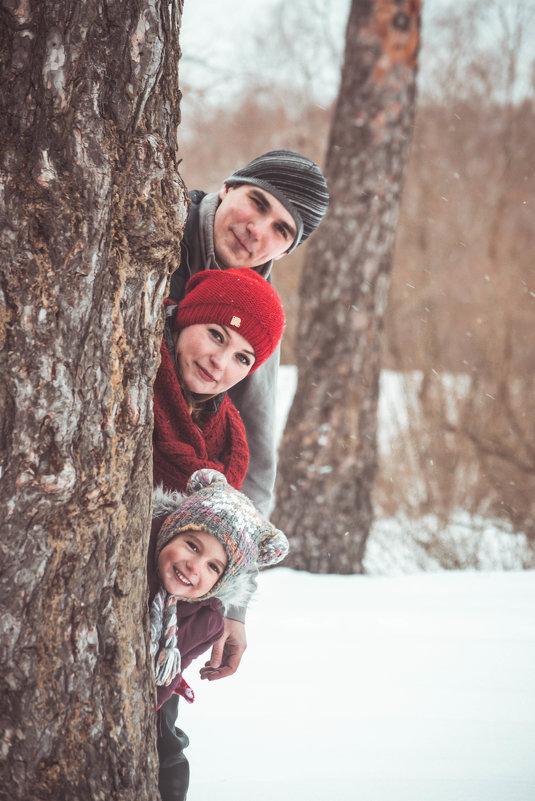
[[158, 151, 328, 801], [169, 149, 329, 669]]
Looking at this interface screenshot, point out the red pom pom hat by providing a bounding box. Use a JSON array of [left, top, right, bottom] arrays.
[[175, 269, 285, 372]]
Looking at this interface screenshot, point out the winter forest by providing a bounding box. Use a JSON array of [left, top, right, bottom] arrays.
[[1, 1, 534, 800]]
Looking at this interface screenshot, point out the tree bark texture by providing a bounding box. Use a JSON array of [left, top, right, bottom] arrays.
[[273, 0, 421, 573], [0, 2, 188, 799]]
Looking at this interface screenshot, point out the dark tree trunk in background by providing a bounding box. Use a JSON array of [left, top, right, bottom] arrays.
[[273, 0, 421, 573], [0, 2, 187, 799]]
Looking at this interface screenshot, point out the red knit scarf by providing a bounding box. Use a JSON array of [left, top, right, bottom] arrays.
[[152, 338, 249, 493]]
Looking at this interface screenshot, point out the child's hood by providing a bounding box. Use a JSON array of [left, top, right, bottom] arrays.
[[152, 485, 255, 610]]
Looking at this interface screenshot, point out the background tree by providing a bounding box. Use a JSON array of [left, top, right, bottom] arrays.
[[377, 0, 535, 551], [272, 0, 422, 572], [0, 2, 187, 799]]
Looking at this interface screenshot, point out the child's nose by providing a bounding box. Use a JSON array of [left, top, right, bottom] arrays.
[[185, 558, 200, 585]]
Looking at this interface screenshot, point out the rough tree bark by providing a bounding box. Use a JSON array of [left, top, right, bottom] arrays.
[[0, 2, 188, 799], [273, 0, 421, 573]]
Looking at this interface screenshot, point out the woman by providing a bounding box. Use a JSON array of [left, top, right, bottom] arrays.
[[152, 267, 285, 494], [151, 267, 286, 801]]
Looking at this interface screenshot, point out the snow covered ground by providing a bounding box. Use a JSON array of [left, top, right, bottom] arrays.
[[179, 367, 535, 800], [182, 569, 535, 800]]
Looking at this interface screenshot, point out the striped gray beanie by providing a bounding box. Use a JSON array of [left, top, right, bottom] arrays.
[[225, 149, 329, 253]]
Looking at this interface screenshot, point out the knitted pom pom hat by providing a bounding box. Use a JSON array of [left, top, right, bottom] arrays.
[[175, 268, 285, 371], [224, 149, 329, 253], [155, 469, 289, 602], [150, 470, 289, 688]]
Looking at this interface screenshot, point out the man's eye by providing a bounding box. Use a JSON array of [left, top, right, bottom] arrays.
[[276, 224, 289, 240]]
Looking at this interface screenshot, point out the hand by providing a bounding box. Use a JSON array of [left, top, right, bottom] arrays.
[[199, 618, 247, 681]]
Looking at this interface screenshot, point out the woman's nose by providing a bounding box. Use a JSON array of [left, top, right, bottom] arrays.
[[210, 348, 230, 370]]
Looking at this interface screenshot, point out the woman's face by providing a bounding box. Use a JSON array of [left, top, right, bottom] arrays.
[[176, 323, 256, 395], [158, 530, 228, 599]]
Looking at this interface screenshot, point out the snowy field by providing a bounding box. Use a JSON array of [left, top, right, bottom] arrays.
[[182, 569, 535, 801], [179, 367, 535, 800]]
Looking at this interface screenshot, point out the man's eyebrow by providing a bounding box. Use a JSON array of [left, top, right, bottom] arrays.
[[250, 188, 296, 240]]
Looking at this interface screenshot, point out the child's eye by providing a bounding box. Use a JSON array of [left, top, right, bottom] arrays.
[[186, 540, 199, 552], [209, 328, 224, 343], [208, 562, 221, 575]]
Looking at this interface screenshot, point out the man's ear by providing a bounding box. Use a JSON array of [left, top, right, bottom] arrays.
[[218, 183, 230, 201]]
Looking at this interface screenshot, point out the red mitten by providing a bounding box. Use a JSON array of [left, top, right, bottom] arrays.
[[175, 675, 195, 704]]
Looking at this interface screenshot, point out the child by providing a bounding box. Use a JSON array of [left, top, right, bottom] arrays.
[[148, 468, 289, 799]]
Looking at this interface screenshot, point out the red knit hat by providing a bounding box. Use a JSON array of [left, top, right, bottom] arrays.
[[175, 269, 285, 371]]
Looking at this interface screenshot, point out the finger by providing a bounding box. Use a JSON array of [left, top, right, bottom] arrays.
[[199, 664, 235, 681], [206, 638, 225, 670]]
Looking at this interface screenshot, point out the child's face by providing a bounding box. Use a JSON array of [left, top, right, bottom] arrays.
[[158, 530, 228, 599]]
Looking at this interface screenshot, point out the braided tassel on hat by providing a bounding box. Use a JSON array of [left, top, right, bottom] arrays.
[[150, 587, 182, 687]]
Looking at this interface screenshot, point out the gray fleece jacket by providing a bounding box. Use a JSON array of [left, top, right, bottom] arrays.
[[168, 191, 281, 621]]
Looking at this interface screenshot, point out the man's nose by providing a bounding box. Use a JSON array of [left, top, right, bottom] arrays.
[[246, 217, 267, 240]]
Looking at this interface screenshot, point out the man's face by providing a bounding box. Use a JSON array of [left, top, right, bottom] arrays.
[[213, 184, 297, 269]]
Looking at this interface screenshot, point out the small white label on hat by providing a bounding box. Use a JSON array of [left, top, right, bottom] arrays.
[[230, 315, 241, 327]]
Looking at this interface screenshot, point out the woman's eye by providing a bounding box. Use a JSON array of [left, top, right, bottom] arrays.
[[236, 353, 251, 367], [209, 328, 224, 343]]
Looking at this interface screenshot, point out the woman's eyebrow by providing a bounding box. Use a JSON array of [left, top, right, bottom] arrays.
[[221, 326, 256, 359]]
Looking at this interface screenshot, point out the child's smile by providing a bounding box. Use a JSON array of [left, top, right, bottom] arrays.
[[158, 529, 228, 599]]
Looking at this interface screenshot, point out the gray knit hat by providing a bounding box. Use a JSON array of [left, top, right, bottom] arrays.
[[225, 149, 329, 253], [151, 470, 289, 687], [155, 469, 289, 602]]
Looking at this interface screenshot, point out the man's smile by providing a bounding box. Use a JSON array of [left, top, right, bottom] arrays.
[[231, 229, 252, 255]]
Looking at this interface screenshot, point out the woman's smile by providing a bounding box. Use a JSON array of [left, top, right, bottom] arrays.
[[194, 361, 216, 383]]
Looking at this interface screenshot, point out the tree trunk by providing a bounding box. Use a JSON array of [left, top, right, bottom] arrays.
[[273, 0, 421, 573], [0, 2, 187, 798]]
